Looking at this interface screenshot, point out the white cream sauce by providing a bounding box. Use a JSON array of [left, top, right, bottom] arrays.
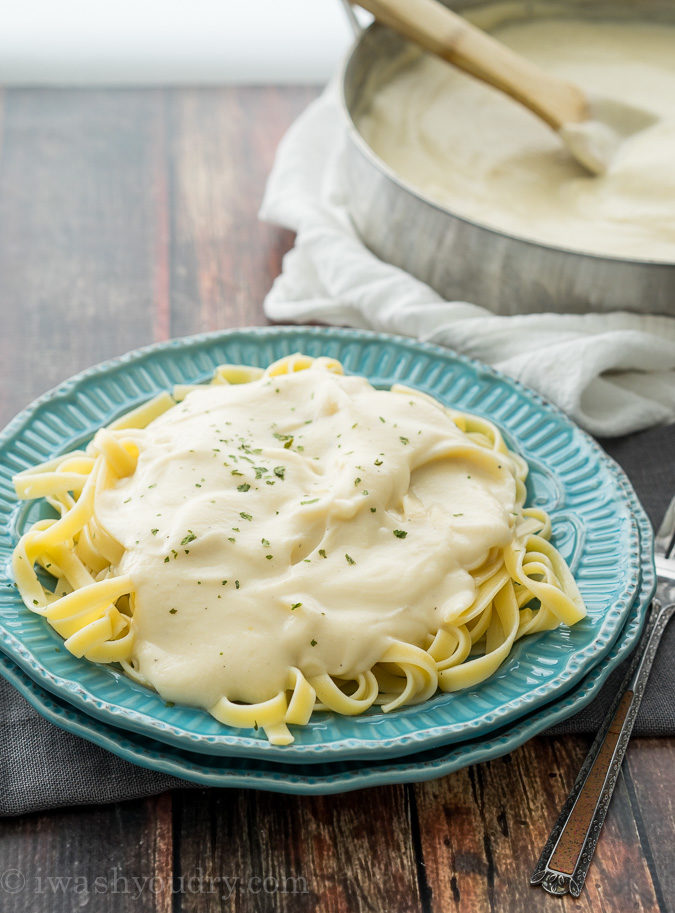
[[356, 19, 675, 261], [96, 370, 518, 709]]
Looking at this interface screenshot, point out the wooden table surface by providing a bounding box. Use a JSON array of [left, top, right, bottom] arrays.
[[0, 87, 673, 913]]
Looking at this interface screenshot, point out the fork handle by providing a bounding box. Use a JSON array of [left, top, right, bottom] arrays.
[[531, 600, 675, 897]]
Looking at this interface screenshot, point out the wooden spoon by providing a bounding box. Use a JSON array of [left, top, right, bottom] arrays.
[[351, 0, 654, 175]]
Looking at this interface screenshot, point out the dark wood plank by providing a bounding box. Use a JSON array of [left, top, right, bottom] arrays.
[[0, 89, 170, 425], [0, 85, 318, 423], [625, 739, 675, 908], [167, 86, 317, 337], [0, 793, 173, 913], [174, 786, 422, 913], [413, 735, 663, 913]]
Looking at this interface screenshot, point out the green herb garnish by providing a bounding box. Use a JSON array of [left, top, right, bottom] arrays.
[[273, 432, 294, 450]]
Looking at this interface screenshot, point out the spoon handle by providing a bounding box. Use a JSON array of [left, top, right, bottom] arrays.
[[352, 0, 588, 128]]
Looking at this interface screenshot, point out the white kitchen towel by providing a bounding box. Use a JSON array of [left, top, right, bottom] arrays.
[[260, 84, 675, 437]]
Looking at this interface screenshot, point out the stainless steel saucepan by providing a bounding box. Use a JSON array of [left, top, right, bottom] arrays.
[[339, 0, 675, 316]]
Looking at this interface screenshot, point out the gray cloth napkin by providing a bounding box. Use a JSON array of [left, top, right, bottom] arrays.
[[1, 423, 674, 816]]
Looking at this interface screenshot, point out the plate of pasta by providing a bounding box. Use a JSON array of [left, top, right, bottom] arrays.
[[0, 328, 648, 762]]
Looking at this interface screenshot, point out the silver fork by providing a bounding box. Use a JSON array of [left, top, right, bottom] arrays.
[[531, 495, 675, 897]]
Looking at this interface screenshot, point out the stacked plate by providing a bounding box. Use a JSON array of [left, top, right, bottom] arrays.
[[0, 328, 655, 794]]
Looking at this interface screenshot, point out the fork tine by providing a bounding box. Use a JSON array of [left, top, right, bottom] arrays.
[[655, 495, 675, 558]]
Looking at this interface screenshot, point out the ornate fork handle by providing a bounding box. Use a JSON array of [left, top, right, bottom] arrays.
[[531, 600, 675, 897]]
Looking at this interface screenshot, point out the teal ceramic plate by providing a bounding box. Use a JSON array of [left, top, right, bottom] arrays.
[[0, 328, 650, 762], [0, 476, 652, 792]]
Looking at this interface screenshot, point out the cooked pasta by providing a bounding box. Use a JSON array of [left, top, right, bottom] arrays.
[[12, 355, 585, 744]]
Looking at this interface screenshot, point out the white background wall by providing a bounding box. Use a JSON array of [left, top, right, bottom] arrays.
[[0, 1, 365, 84]]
